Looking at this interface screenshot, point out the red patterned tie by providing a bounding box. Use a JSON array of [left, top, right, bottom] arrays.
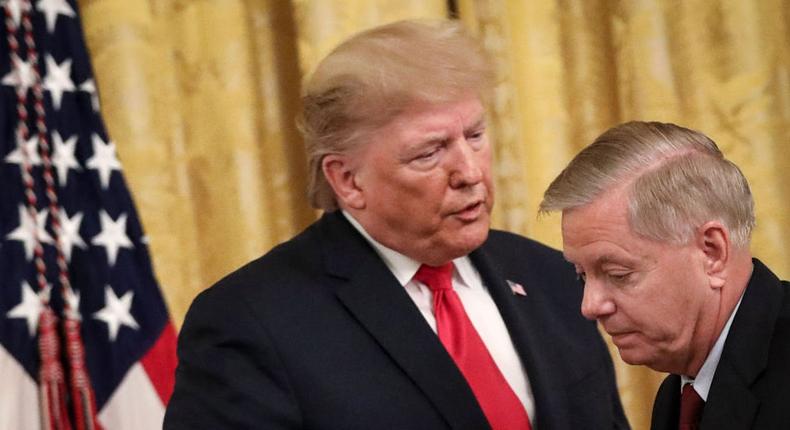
[[414, 263, 532, 430], [679, 383, 704, 430]]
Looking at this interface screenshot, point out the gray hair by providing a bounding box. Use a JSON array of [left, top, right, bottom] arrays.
[[540, 121, 755, 248], [298, 19, 494, 210]]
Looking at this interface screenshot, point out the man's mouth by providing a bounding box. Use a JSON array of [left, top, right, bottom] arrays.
[[608, 331, 637, 347], [452, 200, 484, 221]]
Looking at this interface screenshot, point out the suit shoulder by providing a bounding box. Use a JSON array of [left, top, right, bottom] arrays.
[[486, 229, 561, 251], [485, 229, 567, 268], [196, 222, 324, 304]]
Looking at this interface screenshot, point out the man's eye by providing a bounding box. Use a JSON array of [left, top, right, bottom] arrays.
[[414, 143, 446, 161], [467, 130, 486, 149], [467, 130, 484, 140], [608, 272, 632, 284], [410, 148, 439, 164], [418, 149, 438, 159]]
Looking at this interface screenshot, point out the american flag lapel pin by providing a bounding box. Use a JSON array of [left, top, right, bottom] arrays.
[[507, 280, 527, 297]]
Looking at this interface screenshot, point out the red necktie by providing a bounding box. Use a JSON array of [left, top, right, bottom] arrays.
[[679, 383, 704, 430], [414, 263, 532, 430]]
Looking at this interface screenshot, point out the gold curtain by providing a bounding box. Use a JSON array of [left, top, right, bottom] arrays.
[[76, 1, 790, 429]]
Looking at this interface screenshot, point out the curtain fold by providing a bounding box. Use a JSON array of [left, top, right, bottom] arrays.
[[76, 1, 790, 428]]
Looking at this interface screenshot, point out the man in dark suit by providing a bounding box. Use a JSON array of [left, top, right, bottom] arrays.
[[164, 19, 627, 430], [540, 121, 790, 429]]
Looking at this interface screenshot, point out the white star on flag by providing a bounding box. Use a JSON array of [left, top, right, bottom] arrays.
[[4, 134, 41, 167], [35, 0, 75, 33], [85, 133, 122, 189], [91, 210, 133, 267], [93, 285, 139, 342], [6, 281, 52, 337], [51, 130, 81, 185], [79, 78, 100, 111], [6, 205, 53, 261], [43, 55, 75, 110], [57, 208, 86, 262], [1, 54, 36, 95]]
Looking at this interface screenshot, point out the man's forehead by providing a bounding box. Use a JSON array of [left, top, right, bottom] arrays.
[[387, 98, 486, 144], [562, 239, 643, 266], [401, 96, 484, 122], [561, 218, 664, 268], [561, 200, 636, 260], [414, 115, 486, 138]]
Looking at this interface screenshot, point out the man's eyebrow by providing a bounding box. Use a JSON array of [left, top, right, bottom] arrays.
[[466, 117, 486, 131], [563, 254, 633, 268], [399, 134, 447, 161], [595, 254, 634, 268], [420, 132, 450, 142]]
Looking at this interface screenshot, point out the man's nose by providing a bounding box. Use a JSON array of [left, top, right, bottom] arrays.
[[448, 140, 484, 188], [580, 278, 616, 321]]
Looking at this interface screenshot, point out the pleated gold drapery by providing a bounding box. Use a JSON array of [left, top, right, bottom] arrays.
[[76, 1, 790, 429]]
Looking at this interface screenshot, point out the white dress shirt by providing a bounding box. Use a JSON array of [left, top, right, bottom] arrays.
[[343, 211, 536, 422], [681, 294, 745, 400]]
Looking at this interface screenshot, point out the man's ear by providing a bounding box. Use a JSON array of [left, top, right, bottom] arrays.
[[695, 221, 730, 289], [322, 154, 365, 210]]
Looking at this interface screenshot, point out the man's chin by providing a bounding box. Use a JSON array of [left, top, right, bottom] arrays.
[[616, 347, 665, 371], [449, 225, 489, 255], [617, 350, 643, 366]]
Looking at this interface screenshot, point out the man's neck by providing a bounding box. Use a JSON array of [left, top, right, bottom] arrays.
[[684, 251, 753, 377]]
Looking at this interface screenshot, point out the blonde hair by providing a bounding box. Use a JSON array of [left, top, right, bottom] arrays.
[[540, 121, 755, 248], [299, 19, 494, 210]]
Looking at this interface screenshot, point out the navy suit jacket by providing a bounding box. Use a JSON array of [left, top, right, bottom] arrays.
[[164, 211, 628, 429], [651, 259, 790, 430]]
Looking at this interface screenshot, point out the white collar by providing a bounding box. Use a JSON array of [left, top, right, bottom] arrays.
[[342, 210, 480, 288], [680, 292, 745, 400]]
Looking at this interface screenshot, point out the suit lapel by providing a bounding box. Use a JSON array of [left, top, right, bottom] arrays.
[[701, 259, 782, 429], [469, 245, 578, 429], [700, 362, 758, 429], [319, 212, 490, 430], [651, 374, 680, 430]]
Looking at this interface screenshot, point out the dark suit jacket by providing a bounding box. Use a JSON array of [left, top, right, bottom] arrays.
[[164, 211, 628, 429], [651, 259, 790, 430]]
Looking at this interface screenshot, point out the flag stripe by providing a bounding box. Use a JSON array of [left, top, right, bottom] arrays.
[[97, 363, 166, 430], [140, 321, 177, 405], [0, 344, 41, 430]]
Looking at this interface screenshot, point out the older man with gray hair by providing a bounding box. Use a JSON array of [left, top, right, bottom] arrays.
[[541, 121, 790, 429]]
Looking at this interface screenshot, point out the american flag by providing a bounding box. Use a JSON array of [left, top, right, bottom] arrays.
[[1, 0, 176, 428]]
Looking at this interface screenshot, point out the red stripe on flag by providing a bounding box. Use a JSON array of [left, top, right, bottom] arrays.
[[140, 322, 177, 405]]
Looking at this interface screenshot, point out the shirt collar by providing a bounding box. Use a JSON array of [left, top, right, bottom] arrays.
[[342, 210, 479, 288], [680, 292, 745, 401]]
